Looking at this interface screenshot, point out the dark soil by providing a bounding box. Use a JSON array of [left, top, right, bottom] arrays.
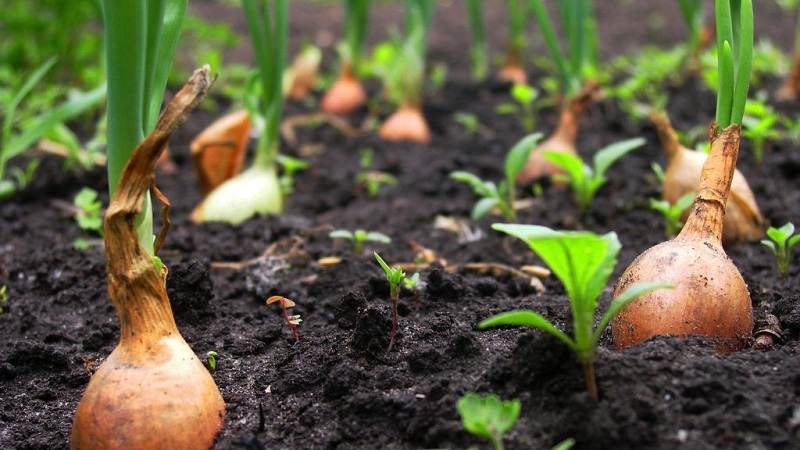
[[2, 1, 800, 449]]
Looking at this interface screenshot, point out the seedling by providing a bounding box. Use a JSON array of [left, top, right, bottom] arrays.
[[0, 285, 8, 315], [453, 112, 480, 137], [742, 100, 781, 164], [497, 0, 529, 84], [481, 225, 671, 401], [329, 228, 392, 253], [543, 137, 645, 216], [464, 0, 488, 81], [276, 154, 309, 195], [206, 351, 219, 372], [267, 295, 302, 343], [72, 187, 104, 250], [356, 148, 397, 197], [761, 222, 800, 284], [495, 83, 542, 133], [374, 252, 405, 352], [321, 0, 369, 114], [649, 192, 694, 237], [403, 272, 421, 310], [456, 392, 520, 450], [451, 133, 542, 222]]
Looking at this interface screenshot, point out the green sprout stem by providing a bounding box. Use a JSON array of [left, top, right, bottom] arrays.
[[103, 0, 187, 256], [375, 252, 405, 352], [714, 0, 753, 129], [465, 0, 488, 80], [342, 0, 370, 71]]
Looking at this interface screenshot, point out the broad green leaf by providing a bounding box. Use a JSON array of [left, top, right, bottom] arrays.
[[479, 309, 576, 350], [473, 197, 499, 220], [593, 137, 645, 178], [541, 151, 584, 184], [505, 133, 542, 178]]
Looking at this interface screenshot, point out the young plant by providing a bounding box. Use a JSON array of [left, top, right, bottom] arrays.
[[276, 154, 309, 195], [73, 45, 223, 450], [496, 83, 542, 133], [649, 192, 695, 238], [330, 228, 392, 253], [0, 285, 8, 315], [206, 351, 219, 372], [481, 225, 671, 401], [497, 0, 529, 84], [543, 137, 645, 216], [192, 0, 288, 224], [72, 187, 104, 250], [517, 0, 600, 185], [377, 0, 435, 143], [403, 272, 421, 310], [0, 58, 104, 199], [374, 252, 405, 352], [676, 0, 706, 69], [741, 99, 781, 165], [451, 133, 542, 222], [464, 0, 488, 81], [267, 295, 302, 342], [322, 0, 370, 114], [612, 0, 755, 353], [761, 222, 800, 284], [456, 392, 520, 450], [355, 148, 397, 197]]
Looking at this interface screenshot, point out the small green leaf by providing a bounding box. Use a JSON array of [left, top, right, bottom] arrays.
[[479, 310, 576, 350], [472, 197, 499, 220], [505, 133, 542, 179], [365, 231, 392, 244], [592, 137, 645, 178]]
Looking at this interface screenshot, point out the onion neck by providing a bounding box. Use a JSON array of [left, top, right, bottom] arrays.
[[678, 123, 740, 245], [650, 113, 683, 161]]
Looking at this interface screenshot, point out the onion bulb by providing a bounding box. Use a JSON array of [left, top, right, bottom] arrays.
[[378, 101, 430, 143], [652, 113, 764, 243], [612, 123, 753, 352], [321, 62, 367, 115], [71, 68, 225, 449]]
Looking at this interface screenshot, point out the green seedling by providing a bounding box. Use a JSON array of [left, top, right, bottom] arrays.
[[481, 225, 672, 401], [714, 0, 753, 130], [761, 222, 800, 284], [329, 229, 392, 253], [0, 285, 8, 315], [543, 137, 645, 216], [742, 100, 781, 164], [267, 295, 302, 343], [650, 162, 666, 184], [206, 351, 219, 372], [495, 83, 542, 132], [649, 192, 695, 237], [451, 133, 542, 222], [456, 392, 520, 450], [403, 272, 421, 310], [73, 187, 104, 250], [464, 0, 488, 81], [356, 148, 397, 197], [276, 154, 309, 195], [374, 252, 405, 352], [454, 112, 480, 137]]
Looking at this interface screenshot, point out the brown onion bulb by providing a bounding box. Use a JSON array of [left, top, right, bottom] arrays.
[[612, 123, 754, 352], [321, 62, 367, 115], [378, 102, 431, 143], [652, 113, 765, 243], [190, 109, 251, 196]]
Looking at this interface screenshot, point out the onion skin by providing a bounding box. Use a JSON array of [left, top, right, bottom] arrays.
[[378, 102, 430, 143], [652, 114, 765, 243], [321, 63, 367, 115], [190, 109, 251, 196], [71, 68, 225, 449], [612, 124, 753, 352], [496, 50, 527, 85], [516, 82, 598, 185], [776, 53, 800, 101]]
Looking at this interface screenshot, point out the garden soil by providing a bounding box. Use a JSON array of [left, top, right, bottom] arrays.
[[2, 1, 800, 449]]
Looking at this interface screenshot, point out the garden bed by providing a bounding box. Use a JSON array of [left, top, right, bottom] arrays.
[[2, 1, 800, 449]]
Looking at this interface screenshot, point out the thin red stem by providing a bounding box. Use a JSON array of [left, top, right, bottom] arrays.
[[388, 296, 398, 352], [282, 301, 299, 343]]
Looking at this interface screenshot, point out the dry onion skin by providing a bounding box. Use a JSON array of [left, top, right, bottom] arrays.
[[71, 68, 225, 450], [652, 113, 765, 243], [190, 109, 251, 196], [612, 124, 753, 352]]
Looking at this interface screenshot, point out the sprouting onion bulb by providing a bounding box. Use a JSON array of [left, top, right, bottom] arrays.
[[71, 68, 225, 450], [651, 113, 764, 243], [612, 124, 753, 351], [322, 0, 369, 114]]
